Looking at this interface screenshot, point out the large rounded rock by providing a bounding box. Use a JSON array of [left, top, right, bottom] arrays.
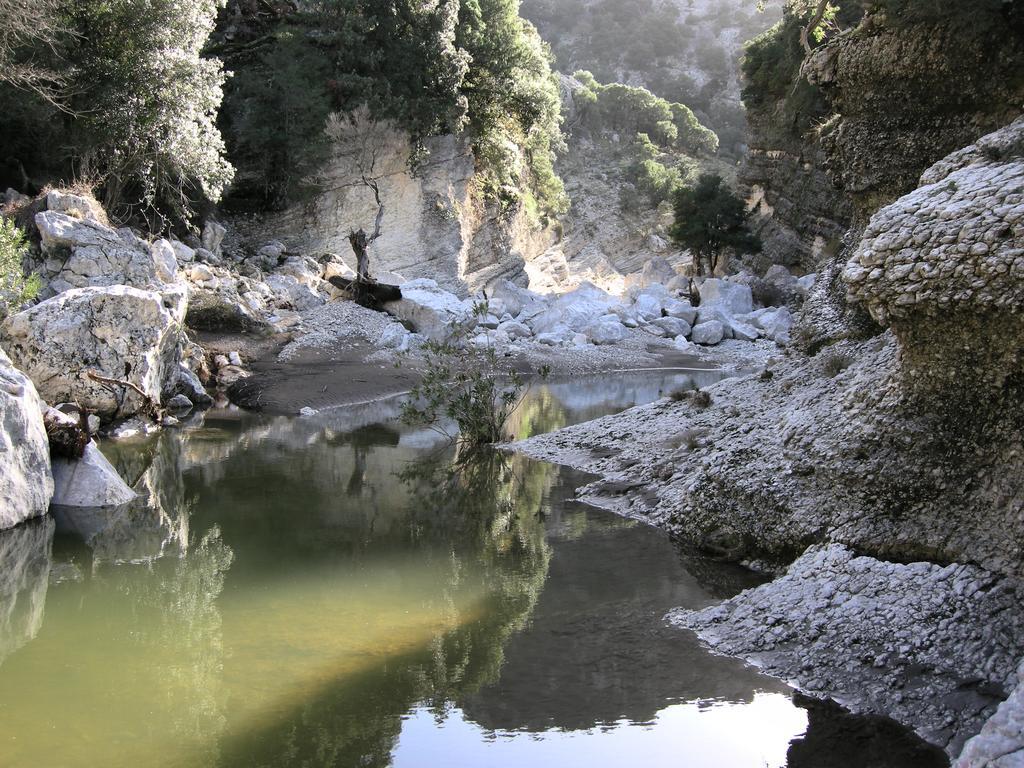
[[34, 211, 180, 295], [1, 286, 185, 419], [384, 278, 472, 340], [843, 118, 1024, 395], [51, 443, 136, 508], [0, 348, 53, 528]]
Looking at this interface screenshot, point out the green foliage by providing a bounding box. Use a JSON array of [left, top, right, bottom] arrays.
[[0, 219, 41, 319], [0, 0, 235, 228], [221, 28, 333, 209], [670, 173, 761, 276], [741, 2, 863, 146], [401, 302, 549, 448], [457, 1, 567, 219], [624, 133, 698, 207], [218, 0, 566, 218], [573, 71, 719, 156], [68, 0, 234, 225]]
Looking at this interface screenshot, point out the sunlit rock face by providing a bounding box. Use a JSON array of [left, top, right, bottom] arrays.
[[1, 285, 185, 419], [0, 519, 53, 667], [844, 118, 1024, 395], [0, 347, 52, 528], [233, 111, 557, 295], [33, 210, 181, 297]]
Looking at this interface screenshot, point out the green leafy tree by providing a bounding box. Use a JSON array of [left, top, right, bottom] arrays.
[[0, 219, 40, 319], [670, 173, 761, 276], [222, 28, 333, 208], [68, 0, 234, 226]]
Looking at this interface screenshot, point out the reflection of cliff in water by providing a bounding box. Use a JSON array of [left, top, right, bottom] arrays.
[[460, 466, 787, 733], [0, 518, 53, 667], [787, 694, 949, 768]]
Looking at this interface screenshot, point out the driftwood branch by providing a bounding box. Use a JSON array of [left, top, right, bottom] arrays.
[[86, 369, 162, 417], [365, 176, 385, 243], [328, 275, 402, 310], [349, 175, 386, 282]]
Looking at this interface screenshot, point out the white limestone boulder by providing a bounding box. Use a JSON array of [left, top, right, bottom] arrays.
[[1, 286, 185, 419], [384, 278, 472, 340], [651, 316, 692, 338], [265, 273, 325, 312], [34, 211, 181, 294], [497, 320, 532, 339], [0, 347, 53, 528], [747, 306, 794, 341], [691, 320, 725, 346], [664, 299, 698, 325], [51, 442, 136, 508], [528, 282, 617, 334], [488, 279, 544, 319], [586, 315, 629, 345], [699, 278, 754, 316]]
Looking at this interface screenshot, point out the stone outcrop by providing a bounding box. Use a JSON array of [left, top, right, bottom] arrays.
[[512, 117, 1024, 759], [0, 348, 53, 529], [233, 111, 556, 295], [1, 286, 186, 419], [956, 659, 1024, 768], [382, 278, 473, 341], [34, 210, 180, 296], [844, 118, 1024, 394], [674, 545, 1024, 756], [742, 144, 851, 274], [51, 443, 137, 508]]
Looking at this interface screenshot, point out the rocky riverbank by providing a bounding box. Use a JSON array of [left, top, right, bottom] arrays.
[[511, 117, 1024, 763]]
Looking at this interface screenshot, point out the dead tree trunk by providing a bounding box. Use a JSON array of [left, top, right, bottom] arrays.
[[348, 176, 385, 283]]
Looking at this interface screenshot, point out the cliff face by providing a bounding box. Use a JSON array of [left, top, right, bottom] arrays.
[[741, 3, 1024, 276], [741, 142, 851, 273], [230, 114, 558, 295], [806, 7, 1024, 223]]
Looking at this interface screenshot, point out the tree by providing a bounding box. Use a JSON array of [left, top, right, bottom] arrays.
[[0, 0, 66, 102], [670, 174, 760, 276], [67, 0, 234, 226]]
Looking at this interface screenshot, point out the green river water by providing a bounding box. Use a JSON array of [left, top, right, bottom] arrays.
[[0, 370, 946, 768]]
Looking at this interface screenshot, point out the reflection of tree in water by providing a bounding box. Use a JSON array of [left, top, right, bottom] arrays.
[[91, 527, 234, 766], [461, 460, 793, 734], [506, 388, 568, 441], [217, 449, 555, 768]]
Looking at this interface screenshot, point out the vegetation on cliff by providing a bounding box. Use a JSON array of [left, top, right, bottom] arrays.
[[0, 0, 566, 228], [522, 0, 781, 155], [0, 0, 233, 227], [219, 0, 567, 219]]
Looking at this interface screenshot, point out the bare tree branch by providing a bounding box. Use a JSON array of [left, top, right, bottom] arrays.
[[801, 0, 831, 53]]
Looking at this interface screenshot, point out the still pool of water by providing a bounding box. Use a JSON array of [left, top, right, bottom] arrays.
[[0, 370, 947, 767]]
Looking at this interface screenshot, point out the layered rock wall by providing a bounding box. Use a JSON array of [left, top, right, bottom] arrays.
[[232, 113, 557, 295]]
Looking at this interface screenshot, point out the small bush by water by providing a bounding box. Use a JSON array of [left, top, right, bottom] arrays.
[[400, 301, 549, 448]]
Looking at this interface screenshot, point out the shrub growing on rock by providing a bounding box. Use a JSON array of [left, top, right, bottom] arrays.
[[0, 219, 40, 319]]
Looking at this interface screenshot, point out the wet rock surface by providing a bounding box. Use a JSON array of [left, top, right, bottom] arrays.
[[672, 545, 1024, 757]]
